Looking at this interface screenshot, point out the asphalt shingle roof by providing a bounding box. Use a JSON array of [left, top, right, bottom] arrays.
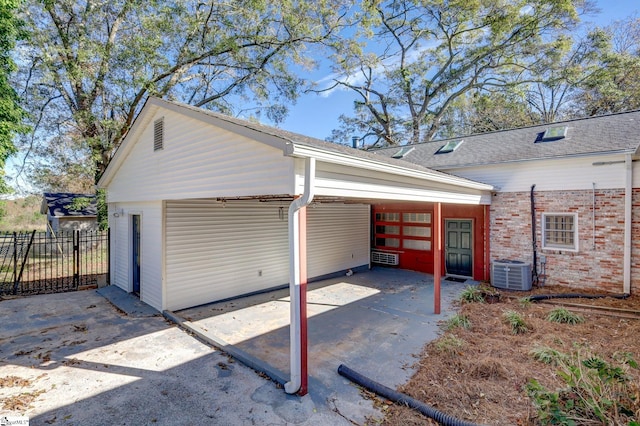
[[371, 110, 640, 169], [42, 193, 97, 217]]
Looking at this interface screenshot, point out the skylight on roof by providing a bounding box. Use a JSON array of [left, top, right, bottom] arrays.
[[539, 126, 568, 142], [435, 139, 463, 154], [391, 146, 415, 158]]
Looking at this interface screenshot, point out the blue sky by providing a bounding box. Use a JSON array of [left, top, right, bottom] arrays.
[[6, 0, 640, 194], [275, 0, 640, 142]]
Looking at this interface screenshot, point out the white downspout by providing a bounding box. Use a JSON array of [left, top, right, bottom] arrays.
[[285, 157, 315, 394], [623, 154, 632, 294]]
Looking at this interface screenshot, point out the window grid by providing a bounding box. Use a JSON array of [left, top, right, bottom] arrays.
[[543, 213, 577, 251], [374, 210, 432, 251]]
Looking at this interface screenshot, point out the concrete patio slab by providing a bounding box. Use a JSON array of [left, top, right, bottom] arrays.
[[0, 290, 351, 425], [0, 269, 471, 425], [175, 267, 471, 424]]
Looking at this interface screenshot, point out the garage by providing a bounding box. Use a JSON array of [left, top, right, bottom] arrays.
[[98, 96, 493, 395]]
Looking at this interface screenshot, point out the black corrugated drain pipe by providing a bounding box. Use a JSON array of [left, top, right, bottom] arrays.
[[337, 364, 482, 426], [528, 293, 630, 302]]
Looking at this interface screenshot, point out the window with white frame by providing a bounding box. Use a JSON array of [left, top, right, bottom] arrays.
[[542, 213, 578, 251]]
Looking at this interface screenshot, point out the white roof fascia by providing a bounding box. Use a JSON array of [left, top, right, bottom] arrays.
[[284, 143, 494, 192]]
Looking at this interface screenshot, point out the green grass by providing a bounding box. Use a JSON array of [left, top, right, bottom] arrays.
[[459, 285, 484, 304], [518, 297, 532, 308], [502, 310, 529, 334], [444, 314, 471, 330], [527, 349, 640, 425], [530, 345, 567, 365], [434, 335, 465, 356], [0, 196, 46, 231], [546, 307, 585, 325]]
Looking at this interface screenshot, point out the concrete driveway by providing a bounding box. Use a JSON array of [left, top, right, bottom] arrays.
[[0, 268, 469, 425]]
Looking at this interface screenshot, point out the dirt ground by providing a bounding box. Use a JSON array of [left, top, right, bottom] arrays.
[[381, 285, 640, 425]]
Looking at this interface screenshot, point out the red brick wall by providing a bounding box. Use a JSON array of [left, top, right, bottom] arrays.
[[490, 188, 639, 294]]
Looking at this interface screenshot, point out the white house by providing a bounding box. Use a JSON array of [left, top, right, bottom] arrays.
[[374, 111, 640, 296], [97, 96, 493, 394]]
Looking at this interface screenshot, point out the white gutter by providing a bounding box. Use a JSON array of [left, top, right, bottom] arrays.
[[285, 157, 315, 394], [283, 143, 493, 192], [623, 154, 632, 294]]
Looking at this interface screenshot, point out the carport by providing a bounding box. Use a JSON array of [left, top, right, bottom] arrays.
[[281, 154, 492, 395], [169, 267, 474, 408], [98, 97, 493, 396]]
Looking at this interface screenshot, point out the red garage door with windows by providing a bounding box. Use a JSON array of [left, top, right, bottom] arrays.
[[373, 207, 435, 273], [372, 203, 490, 280]]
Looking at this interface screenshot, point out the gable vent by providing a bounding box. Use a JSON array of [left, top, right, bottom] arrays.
[[154, 118, 164, 151]]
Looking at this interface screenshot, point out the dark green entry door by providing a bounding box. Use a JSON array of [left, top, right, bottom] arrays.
[[445, 220, 473, 277]]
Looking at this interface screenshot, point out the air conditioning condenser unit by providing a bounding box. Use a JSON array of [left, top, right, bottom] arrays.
[[492, 260, 532, 291]]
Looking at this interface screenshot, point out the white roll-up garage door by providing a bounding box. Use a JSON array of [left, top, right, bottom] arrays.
[[165, 199, 289, 311], [165, 199, 370, 311]]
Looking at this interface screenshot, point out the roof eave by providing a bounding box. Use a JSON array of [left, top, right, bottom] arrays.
[[284, 143, 494, 192], [432, 149, 638, 170]]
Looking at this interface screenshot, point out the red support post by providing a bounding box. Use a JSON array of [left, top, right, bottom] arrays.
[[484, 204, 491, 282], [433, 202, 442, 314]]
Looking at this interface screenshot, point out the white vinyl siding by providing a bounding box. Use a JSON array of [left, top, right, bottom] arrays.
[[164, 200, 370, 311], [108, 201, 163, 310], [445, 156, 632, 192], [106, 109, 293, 203]]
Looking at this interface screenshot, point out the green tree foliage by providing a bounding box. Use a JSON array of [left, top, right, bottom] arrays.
[[523, 28, 608, 123], [327, 0, 585, 147], [439, 90, 539, 137], [16, 0, 349, 188], [572, 16, 640, 116], [0, 0, 27, 193]]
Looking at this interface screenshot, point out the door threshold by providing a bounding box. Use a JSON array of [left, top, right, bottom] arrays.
[[444, 276, 468, 283]]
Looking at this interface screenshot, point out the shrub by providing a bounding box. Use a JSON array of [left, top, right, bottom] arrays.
[[459, 285, 484, 304], [526, 349, 640, 425], [502, 310, 529, 335], [546, 308, 584, 325], [444, 314, 471, 331]]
